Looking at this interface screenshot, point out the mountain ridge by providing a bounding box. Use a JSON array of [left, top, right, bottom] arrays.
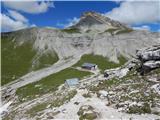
[[70, 11, 129, 29], [1, 11, 160, 85]]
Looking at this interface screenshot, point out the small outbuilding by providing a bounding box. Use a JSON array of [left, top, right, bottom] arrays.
[[81, 63, 97, 70], [65, 78, 79, 88]]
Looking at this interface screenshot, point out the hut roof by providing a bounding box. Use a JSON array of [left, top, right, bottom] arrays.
[[82, 63, 96, 67], [65, 78, 79, 86]]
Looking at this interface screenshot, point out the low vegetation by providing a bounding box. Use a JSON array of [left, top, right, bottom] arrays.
[[82, 92, 92, 98], [26, 90, 77, 117], [77, 105, 98, 120], [104, 28, 133, 36], [104, 28, 118, 35], [1, 37, 36, 85], [61, 28, 80, 33], [116, 29, 133, 35], [16, 68, 91, 102], [27, 103, 48, 117], [73, 54, 127, 71], [127, 103, 151, 114], [1, 36, 59, 85], [89, 78, 119, 92], [50, 90, 77, 107], [32, 52, 59, 70]]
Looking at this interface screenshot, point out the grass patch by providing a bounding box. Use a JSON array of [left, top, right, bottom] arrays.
[[32, 52, 59, 70], [77, 105, 97, 120], [127, 103, 151, 114], [26, 90, 77, 117], [148, 68, 160, 75], [90, 78, 119, 92], [82, 93, 91, 98], [73, 54, 127, 71], [79, 113, 97, 120], [27, 103, 48, 117], [1, 35, 59, 85], [50, 90, 77, 107], [16, 68, 91, 102], [1, 37, 36, 85], [3, 111, 17, 120], [103, 78, 120, 86], [104, 28, 118, 35], [116, 29, 133, 35], [61, 28, 80, 33]]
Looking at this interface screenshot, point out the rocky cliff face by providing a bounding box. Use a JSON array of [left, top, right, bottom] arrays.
[[2, 27, 159, 63], [137, 45, 160, 75], [2, 12, 159, 63]]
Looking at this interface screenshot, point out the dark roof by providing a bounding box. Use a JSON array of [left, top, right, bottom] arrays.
[[82, 63, 96, 67]]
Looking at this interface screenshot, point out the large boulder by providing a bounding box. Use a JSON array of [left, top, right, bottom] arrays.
[[77, 105, 99, 120], [136, 45, 160, 62], [143, 61, 160, 69], [136, 45, 160, 75], [104, 67, 129, 78]]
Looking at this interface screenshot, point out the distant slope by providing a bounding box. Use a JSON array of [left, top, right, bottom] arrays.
[[1, 12, 159, 86], [1, 31, 59, 85]]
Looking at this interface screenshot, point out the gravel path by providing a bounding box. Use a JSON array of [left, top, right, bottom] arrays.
[[3, 57, 80, 90]]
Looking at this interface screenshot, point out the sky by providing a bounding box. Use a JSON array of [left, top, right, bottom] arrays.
[[1, 1, 160, 32]]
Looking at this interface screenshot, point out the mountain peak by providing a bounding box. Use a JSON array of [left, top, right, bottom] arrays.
[[70, 11, 129, 31]]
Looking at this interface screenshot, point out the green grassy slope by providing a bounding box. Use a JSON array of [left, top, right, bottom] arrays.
[[1, 37, 36, 85], [16, 68, 91, 101], [116, 29, 133, 35], [61, 28, 80, 33], [32, 52, 59, 70], [73, 54, 127, 71], [1, 35, 59, 85]]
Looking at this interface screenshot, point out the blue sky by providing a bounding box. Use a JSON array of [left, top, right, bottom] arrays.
[[1, 1, 160, 32]]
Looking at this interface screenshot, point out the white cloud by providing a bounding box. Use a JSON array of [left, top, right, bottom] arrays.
[[8, 10, 28, 23], [3, 1, 54, 14], [133, 25, 151, 31], [31, 24, 36, 27], [57, 17, 80, 28], [1, 11, 36, 32], [106, 1, 160, 25], [65, 17, 80, 28], [1, 13, 28, 32]]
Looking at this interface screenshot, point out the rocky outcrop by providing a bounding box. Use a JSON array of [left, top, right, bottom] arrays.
[[136, 45, 160, 75], [77, 105, 99, 120], [1, 87, 16, 104], [137, 45, 160, 62]]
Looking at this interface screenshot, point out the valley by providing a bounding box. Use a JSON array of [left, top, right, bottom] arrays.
[[1, 12, 160, 120]]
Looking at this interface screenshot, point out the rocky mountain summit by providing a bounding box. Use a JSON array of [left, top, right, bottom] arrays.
[[70, 11, 129, 32]]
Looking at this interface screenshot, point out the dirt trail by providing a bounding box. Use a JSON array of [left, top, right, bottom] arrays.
[[3, 57, 81, 90]]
